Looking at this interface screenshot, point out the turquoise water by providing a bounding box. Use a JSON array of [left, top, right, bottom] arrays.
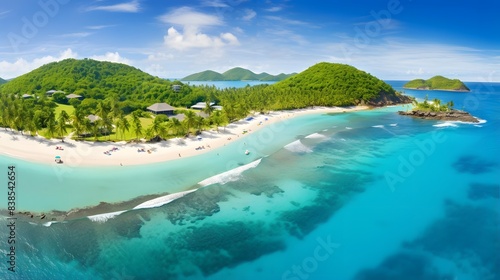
[[1, 81, 499, 279]]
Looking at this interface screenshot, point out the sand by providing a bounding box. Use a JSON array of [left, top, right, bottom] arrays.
[[0, 106, 368, 166]]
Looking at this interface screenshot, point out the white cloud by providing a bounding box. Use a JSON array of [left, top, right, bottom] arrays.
[[201, 0, 229, 8], [57, 32, 92, 38], [220, 33, 239, 45], [323, 39, 500, 81], [160, 7, 239, 51], [86, 25, 116, 30], [0, 48, 78, 79], [242, 9, 256, 21], [86, 1, 140, 13], [0, 10, 11, 18], [265, 16, 310, 26], [159, 7, 223, 27], [265, 6, 283, 12], [91, 52, 131, 64]]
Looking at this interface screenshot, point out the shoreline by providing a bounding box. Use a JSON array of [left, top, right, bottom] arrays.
[[0, 106, 369, 167]]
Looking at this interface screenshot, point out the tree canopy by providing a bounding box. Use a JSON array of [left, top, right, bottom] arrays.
[[403, 76, 470, 91]]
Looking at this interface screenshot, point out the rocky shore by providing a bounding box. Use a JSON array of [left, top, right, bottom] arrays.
[[398, 109, 479, 123]]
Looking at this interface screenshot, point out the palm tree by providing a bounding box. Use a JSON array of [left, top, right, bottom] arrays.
[[57, 110, 70, 140], [72, 109, 86, 140], [131, 112, 142, 141], [116, 115, 130, 140], [46, 120, 56, 139], [168, 117, 183, 136], [209, 110, 227, 132], [183, 110, 197, 135], [433, 98, 441, 111], [144, 127, 155, 141], [203, 99, 214, 116]]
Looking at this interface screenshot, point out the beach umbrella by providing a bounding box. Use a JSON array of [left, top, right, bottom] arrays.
[[55, 155, 61, 159]]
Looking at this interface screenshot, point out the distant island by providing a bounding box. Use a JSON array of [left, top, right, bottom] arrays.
[[399, 97, 479, 123], [181, 67, 296, 81], [403, 76, 470, 92]]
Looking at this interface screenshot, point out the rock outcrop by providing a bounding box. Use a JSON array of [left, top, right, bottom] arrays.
[[398, 110, 479, 123]]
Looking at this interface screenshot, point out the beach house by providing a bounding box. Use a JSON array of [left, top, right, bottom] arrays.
[[147, 103, 175, 115]]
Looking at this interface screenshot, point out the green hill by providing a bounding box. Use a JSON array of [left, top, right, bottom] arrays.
[[0, 77, 7, 85], [181, 70, 225, 81], [0, 58, 199, 108], [271, 62, 410, 106], [404, 76, 470, 91], [181, 67, 294, 81]]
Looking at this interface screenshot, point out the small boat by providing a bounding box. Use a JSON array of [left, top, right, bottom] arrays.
[[245, 150, 250, 155]]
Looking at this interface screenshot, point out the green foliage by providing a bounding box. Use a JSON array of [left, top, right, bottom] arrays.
[[52, 92, 67, 104], [0, 60, 408, 142], [0, 58, 188, 107], [412, 96, 455, 112], [182, 67, 295, 81], [404, 76, 470, 91], [0, 77, 7, 85]]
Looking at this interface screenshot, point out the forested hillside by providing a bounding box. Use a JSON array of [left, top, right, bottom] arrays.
[[0, 77, 6, 85], [404, 76, 470, 91], [0, 60, 411, 141], [0, 58, 205, 109], [182, 67, 295, 81]]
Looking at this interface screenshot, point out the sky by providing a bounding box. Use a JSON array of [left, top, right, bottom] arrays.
[[0, 0, 499, 81]]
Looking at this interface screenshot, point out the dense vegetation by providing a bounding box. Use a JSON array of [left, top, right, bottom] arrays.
[[182, 67, 295, 81], [0, 58, 206, 111], [0, 60, 410, 141], [404, 76, 470, 91], [411, 95, 455, 112], [0, 77, 7, 85]]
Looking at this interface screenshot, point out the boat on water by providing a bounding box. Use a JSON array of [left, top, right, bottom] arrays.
[[245, 150, 250, 155]]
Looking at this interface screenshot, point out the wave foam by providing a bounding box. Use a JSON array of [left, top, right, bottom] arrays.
[[133, 190, 196, 210], [305, 133, 327, 139], [198, 158, 262, 187], [345, 127, 353, 130], [433, 122, 459, 128], [88, 210, 126, 223], [284, 140, 313, 153]]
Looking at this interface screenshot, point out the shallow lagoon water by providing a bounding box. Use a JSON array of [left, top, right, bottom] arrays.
[[0, 81, 499, 279]]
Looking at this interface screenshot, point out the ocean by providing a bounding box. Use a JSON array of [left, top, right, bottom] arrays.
[[1, 81, 499, 279]]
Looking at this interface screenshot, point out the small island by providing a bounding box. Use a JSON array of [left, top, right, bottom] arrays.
[[399, 97, 479, 123], [403, 75, 470, 92]]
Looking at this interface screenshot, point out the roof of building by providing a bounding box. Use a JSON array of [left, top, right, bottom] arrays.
[[66, 93, 82, 99], [22, 94, 33, 98], [190, 102, 215, 109], [147, 103, 175, 112], [87, 114, 100, 123]]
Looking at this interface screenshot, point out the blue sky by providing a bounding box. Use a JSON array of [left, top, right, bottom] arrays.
[[0, 0, 499, 81]]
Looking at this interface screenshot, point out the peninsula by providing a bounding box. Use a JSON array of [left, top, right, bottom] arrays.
[[403, 76, 470, 92]]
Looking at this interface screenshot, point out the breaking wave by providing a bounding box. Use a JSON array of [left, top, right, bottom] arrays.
[[284, 140, 313, 153], [197, 158, 263, 187]]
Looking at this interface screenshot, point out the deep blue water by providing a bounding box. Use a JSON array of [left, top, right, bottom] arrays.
[[0, 81, 499, 279]]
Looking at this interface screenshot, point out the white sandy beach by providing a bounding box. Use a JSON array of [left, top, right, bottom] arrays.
[[0, 106, 368, 166]]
